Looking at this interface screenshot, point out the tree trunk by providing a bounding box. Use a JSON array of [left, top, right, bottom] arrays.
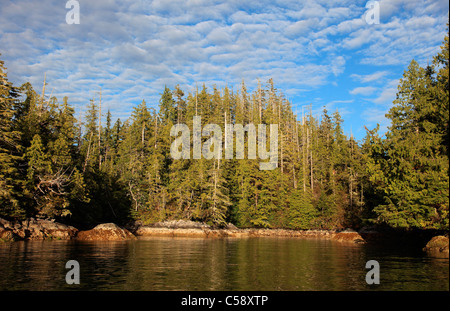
[[98, 88, 102, 170]]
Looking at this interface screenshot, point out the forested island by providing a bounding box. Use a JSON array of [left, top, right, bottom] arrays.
[[0, 31, 448, 243]]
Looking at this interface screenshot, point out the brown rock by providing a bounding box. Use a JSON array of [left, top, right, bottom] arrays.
[[76, 223, 136, 241], [333, 230, 366, 243], [1, 217, 77, 240], [151, 220, 211, 229], [0, 218, 12, 228], [226, 223, 238, 230], [0, 226, 16, 242], [23, 219, 78, 240], [423, 236, 449, 258], [133, 223, 366, 242], [136, 227, 214, 238]]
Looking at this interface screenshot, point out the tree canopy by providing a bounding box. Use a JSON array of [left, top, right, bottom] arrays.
[[0, 29, 448, 232]]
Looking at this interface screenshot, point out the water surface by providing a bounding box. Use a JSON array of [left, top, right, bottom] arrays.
[[0, 237, 448, 291]]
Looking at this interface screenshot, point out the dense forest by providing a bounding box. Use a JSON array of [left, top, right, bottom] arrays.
[[0, 31, 448, 232]]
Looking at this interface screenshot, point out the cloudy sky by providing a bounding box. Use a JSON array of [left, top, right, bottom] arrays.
[[0, 0, 448, 140]]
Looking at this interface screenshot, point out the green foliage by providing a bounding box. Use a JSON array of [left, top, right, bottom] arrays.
[[0, 66, 388, 229], [0, 27, 447, 233], [288, 190, 316, 229], [364, 31, 449, 230], [0, 56, 23, 218]]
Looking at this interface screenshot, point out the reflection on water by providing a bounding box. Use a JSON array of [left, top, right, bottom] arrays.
[[0, 237, 448, 291]]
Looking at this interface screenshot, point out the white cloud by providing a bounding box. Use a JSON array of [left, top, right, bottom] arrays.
[[0, 0, 447, 135], [285, 18, 319, 37], [373, 79, 399, 105], [351, 70, 390, 83], [358, 14, 448, 66], [342, 28, 378, 49], [206, 27, 233, 46], [331, 55, 346, 76], [349, 86, 377, 95]]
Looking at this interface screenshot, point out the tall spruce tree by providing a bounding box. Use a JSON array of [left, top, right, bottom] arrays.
[[367, 33, 449, 230], [0, 56, 23, 218]]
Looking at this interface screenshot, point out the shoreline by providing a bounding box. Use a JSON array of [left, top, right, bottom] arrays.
[[1, 217, 449, 258], [134, 226, 366, 243], [1, 217, 365, 243]]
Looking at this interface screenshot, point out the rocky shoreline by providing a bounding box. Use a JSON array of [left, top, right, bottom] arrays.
[[0, 217, 365, 243], [134, 222, 366, 243], [0, 217, 135, 242], [1, 217, 448, 257], [0, 217, 78, 241]]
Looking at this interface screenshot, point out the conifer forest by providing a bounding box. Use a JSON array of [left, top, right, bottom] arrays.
[[0, 31, 448, 233]]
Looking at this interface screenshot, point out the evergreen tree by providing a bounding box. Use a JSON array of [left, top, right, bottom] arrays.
[[3, 35, 448, 232], [367, 34, 449, 230], [204, 160, 231, 227], [0, 56, 23, 218], [288, 189, 316, 229], [81, 98, 100, 174]]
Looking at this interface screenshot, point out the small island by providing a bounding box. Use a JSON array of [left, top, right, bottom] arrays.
[[1, 29, 449, 258]]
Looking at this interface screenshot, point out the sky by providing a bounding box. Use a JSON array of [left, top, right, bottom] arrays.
[[0, 0, 448, 141]]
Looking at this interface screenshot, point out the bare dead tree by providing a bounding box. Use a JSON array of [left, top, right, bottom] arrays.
[[36, 167, 74, 196]]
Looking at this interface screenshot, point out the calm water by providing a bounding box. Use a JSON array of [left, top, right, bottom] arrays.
[[0, 237, 448, 291]]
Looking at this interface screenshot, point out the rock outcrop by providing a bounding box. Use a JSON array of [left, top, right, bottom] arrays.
[[150, 219, 212, 229], [76, 223, 136, 241], [133, 222, 365, 243], [423, 236, 449, 258], [1, 217, 365, 244], [0, 217, 77, 241], [332, 229, 366, 243], [0, 222, 16, 242]]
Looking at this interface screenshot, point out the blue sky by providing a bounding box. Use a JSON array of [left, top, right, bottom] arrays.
[[0, 0, 448, 141]]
